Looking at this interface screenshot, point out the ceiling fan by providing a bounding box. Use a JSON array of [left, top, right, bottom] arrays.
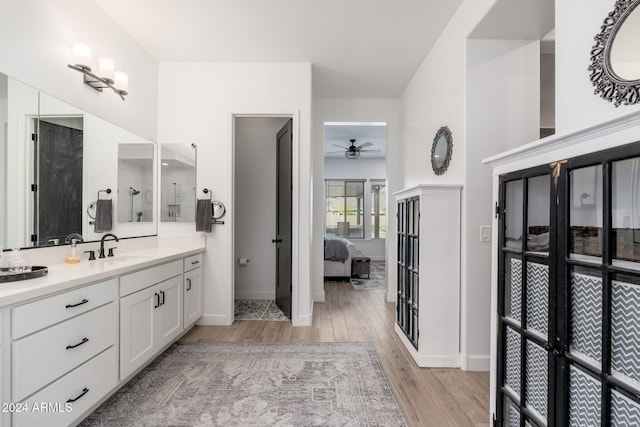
[[327, 139, 380, 159]]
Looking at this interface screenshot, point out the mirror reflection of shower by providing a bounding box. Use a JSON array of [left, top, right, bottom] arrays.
[[129, 186, 141, 222], [168, 182, 184, 221]]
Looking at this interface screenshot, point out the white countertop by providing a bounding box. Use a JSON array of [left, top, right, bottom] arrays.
[[0, 238, 206, 308]]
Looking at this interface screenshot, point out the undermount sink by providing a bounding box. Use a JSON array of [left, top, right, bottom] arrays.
[[100, 255, 153, 264]]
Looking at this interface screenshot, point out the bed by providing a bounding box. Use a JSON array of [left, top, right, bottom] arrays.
[[324, 236, 356, 278]]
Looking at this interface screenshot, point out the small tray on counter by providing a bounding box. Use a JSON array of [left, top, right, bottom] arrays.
[[0, 266, 48, 283]]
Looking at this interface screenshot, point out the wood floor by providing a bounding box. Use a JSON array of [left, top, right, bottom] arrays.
[[181, 280, 491, 427]]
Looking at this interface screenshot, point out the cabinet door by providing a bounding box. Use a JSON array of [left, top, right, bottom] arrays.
[[120, 285, 157, 380], [183, 267, 202, 328], [157, 275, 183, 348]]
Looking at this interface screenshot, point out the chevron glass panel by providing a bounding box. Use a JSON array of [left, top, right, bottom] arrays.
[[569, 165, 603, 264], [612, 157, 640, 270], [569, 269, 603, 368], [525, 339, 549, 424], [504, 397, 521, 426], [506, 255, 523, 323], [568, 365, 602, 426], [526, 262, 549, 339], [505, 326, 521, 399], [611, 279, 640, 390], [611, 389, 640, 425], [526, 175, 550, 254]]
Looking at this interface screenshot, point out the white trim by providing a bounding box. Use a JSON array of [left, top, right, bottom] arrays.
[[482, 110, 640, 168], [229, 110, 300, 325], [395, 324, 460, 368], [314, 290, 325, 302], [294, 312, 312, 327], [459, 353, 490, 372], [197, 314, 231, 326]]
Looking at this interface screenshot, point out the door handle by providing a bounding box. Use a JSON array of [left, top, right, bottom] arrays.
[[160, 290, 165, 306], [154, 292, 160, 308], [272, 238, 282, 243], [186, 278, 192, 291]]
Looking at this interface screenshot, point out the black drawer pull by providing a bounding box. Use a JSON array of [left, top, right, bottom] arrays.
[[191, 260, 199, 265], [65, 299, 89, 308], [186, 278, 192, 291], [66, 387, 89, 403], [66, 337, 89, 350]]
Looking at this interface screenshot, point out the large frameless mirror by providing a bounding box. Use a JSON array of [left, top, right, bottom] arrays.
[[589, 0, 640, 106], [0, 72, 158, 250], [160, 143, 196, 222]]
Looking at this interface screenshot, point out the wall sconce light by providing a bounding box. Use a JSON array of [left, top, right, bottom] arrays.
[[68, 42, 128, 100]]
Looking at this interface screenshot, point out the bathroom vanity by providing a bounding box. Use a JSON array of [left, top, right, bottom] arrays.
[[0, 236, 205, 427]]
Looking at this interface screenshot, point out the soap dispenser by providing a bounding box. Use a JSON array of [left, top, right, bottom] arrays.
[[66, 239, 81, 264]]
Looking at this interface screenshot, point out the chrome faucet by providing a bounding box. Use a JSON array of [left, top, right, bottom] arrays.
[[99, 233, 119, 258]]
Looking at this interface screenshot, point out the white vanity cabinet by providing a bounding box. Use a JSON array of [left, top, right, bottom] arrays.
[[119, 260, 183, 380], [183, 253, 203, 328], [10, 278, 119, 427]]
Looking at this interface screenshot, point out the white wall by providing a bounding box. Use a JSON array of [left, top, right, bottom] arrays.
[[556, 0, 640, 134], [463, 38, 541, 371], [400, 0, 498, 372], [312, 98, 401, 302], [234, 117, 288, 300], [158, 62, 312, 326], [0, 0, 158, 141]]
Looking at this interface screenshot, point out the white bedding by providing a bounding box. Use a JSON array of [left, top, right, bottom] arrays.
[[324, 237, 356, 278]]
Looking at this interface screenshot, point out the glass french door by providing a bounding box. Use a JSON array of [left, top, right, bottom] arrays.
[[496, 142, 640, 426]]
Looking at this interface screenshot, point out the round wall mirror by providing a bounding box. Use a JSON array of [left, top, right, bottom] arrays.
[[431, 126, 453, 176], [589, 0, 640, 106]]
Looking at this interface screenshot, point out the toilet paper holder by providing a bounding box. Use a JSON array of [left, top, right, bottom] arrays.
[[238, 257, 250, 266]]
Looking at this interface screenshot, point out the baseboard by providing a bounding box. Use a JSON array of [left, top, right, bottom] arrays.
[[459, 353, 490, 372], [197, 314, 231, 326], [394, 325, 460, 368], [293, 312, 312, 327], [234, 291, 276, 300], [314, 290, 325, 302]]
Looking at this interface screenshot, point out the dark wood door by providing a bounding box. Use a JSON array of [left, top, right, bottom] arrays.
[[275, 119, 292, 318]]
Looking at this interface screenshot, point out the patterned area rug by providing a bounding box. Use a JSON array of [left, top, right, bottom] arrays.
[[352, 261, 386, 290], [235, 299, 289, 321], [80, 342, 408, 427]]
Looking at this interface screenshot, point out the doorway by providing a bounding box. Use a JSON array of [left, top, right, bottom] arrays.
[[322, 122, 388, 285], [233, 116, 292, 321]]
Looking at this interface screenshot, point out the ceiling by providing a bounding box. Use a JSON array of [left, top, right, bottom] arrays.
[[92, 0, 463, 98], [324, 123, 387, 159]]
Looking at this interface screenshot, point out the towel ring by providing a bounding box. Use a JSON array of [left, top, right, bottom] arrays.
[[97, 188, 112, 200], [202, 188, 213, 200]]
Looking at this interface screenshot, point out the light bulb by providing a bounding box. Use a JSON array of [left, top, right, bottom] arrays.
[[98, 57, 115, 82], [73, 42, 91, 70], [114, 70, 128, 93]]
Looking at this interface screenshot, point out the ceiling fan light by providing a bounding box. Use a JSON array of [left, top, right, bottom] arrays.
[[345, 151, 360, 160]]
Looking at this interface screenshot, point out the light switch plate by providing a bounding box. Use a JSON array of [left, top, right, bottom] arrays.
[[480, 226, 491, 242]]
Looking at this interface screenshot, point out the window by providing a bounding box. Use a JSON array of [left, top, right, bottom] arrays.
[[325, 180, 364, 239], [371, 180, 386, 239]]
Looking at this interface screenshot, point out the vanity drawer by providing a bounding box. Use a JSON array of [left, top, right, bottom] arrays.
[[184, 253, 203, 272], [13, 346, 118, 427], [12, 278, 118, 339], [120, 259, 182, 297], [12, 302, 117, 401]]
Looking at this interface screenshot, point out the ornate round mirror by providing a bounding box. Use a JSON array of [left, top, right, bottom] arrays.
[[212, 201, 226, 219], [589, 0, 640, 106], [431, 126, 453, 176]]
